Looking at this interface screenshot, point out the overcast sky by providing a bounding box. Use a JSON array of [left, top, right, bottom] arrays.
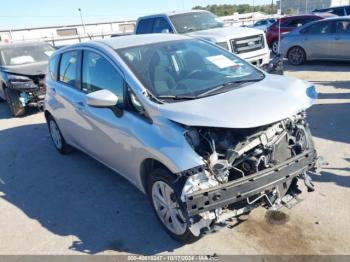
[[0, 0, 272, 30]]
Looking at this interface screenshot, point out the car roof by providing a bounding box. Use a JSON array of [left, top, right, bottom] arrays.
[[63, 34, 191, 51], [314, 5, 349, 11], [137, 10, 210, 20], [323, 16, 350, 21]]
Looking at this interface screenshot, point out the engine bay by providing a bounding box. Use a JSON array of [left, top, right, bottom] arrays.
[[179, 112, 318, 235]]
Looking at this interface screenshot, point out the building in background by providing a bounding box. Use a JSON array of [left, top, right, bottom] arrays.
[[277, 0, 350, 14], [0, 20, 135, 47]]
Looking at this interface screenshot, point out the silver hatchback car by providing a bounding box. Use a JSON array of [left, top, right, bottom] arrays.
[[281, 17, 350, 65], [45, 34, 319, 243]]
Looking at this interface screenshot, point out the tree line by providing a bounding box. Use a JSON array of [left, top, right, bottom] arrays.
[[192, 4, 278, 16]]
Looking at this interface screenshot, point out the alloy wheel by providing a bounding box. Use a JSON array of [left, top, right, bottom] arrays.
[[288, 47, 305, 65], [152, 181, 187, 235], [49, 120, 63, 150]]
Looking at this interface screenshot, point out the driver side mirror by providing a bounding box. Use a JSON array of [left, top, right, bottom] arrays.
[[86, 89, 118, 108]]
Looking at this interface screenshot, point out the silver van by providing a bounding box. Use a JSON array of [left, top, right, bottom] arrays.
[[45, 34, 319, 243]]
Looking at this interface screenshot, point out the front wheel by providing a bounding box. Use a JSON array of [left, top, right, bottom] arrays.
[[288, 46, 306, 66], [5, 88, 25, 117], [147, 168, 199, 243], [47, 116, 71, 154]]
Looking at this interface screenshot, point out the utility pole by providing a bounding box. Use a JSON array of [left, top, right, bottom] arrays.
[[78, 8, 87, 35], [271, 0, 274, 14]]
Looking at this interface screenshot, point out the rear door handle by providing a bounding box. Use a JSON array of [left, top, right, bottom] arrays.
[[75, 101, 85, 112]]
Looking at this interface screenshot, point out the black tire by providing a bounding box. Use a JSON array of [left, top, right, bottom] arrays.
[[47, 115, 72, 154], [287, 46, 306, 66], [4, 88, 25, 117], [147, 168, 199, 244], [271, 40, 279, 55]]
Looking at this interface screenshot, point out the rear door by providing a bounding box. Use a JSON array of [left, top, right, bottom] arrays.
[[300, 21, 333, 60], [330, 20, 350, 59], [51, 50, 88, 147]]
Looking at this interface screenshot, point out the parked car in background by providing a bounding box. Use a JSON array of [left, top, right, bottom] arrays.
[[248, 18, 277, 31], [0, 42, 54, 116], [313, 5, 350, 16], [266, 14, 328, 54], [45, 34, 319, 243], [281, 17, 350, 65], [135, 10, 270, 67]]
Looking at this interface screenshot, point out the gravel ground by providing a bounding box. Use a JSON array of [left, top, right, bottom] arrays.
[[0, 61, 349, 255]]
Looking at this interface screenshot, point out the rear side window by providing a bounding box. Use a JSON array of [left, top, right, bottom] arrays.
[[59, 51, 78, 87], [302, 21, 333, 34], [136, 18, 154, 34], [48, 55, 59, 81], [82, 51, 124, 106], [153, 17, 173, 33]]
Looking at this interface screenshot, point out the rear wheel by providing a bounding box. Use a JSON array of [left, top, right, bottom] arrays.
[[5, 88, 25, 117], [288, 46, 306, 66], [47, 116, 71, 154], [271, 40, 279, 54], [147, 168, 199, 243]]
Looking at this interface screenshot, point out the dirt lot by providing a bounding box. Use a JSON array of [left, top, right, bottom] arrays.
[[0, 61, 349, 255]]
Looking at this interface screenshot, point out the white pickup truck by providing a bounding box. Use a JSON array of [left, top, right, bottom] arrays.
[[135, 10, 270, 67]]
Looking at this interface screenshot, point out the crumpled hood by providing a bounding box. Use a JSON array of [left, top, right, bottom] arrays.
[[157, 74, 315, 128], [1, 61, 48, 76], [186, 26, 264, 42]]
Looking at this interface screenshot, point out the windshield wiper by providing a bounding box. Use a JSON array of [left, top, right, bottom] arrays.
[[198, 78, 263, 98], [157, 95, 197, 101]]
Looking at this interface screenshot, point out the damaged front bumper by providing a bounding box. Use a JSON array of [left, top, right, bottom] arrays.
[[177, 149, 318, 234], [9, 79, 46, 108]]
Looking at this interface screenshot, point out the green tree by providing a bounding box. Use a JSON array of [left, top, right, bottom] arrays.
[[193, 4, 277, 16]]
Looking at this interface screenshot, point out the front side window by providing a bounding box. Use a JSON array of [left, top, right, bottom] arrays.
[[169, 12, 224, 34], [82, 51, 124, 106], [59, 51, 78, 87], [117, 40, 263, 102]]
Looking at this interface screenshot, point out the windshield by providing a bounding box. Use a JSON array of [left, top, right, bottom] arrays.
[[0, 44, 54, 66], [117, 40, 264, 101], [169, 12, 224, 34]]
